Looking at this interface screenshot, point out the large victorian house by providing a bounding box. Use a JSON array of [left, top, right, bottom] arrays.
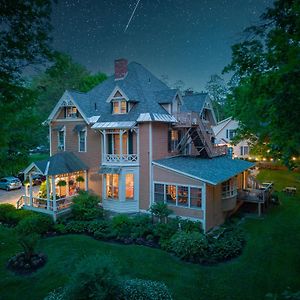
[[21, 59, 254, 232]]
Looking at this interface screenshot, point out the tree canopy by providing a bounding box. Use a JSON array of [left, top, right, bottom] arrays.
[[0, 0, 53, 176], [224, 0, 300, 167]]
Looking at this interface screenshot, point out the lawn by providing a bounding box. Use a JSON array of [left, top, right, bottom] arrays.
[[0, 169, 300, 300]]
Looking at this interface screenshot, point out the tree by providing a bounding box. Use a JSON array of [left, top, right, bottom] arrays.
[[31, 52, 107, 146], [224, 0, 300, 167], [0, 0, 54, 176], [205, 74, 229, 121]]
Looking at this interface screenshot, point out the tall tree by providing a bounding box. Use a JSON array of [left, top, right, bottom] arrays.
[[224, 0, 300, 167], [205, 74, 229, 122], [0, 0, 53, 176], [31, 52, 107, 145]]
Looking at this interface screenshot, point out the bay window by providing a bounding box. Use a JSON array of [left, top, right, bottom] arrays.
[[125, 173, 134, 200], [106, 174, 119, 200]]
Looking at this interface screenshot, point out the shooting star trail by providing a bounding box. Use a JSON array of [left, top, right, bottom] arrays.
[[124, 0, 141, 33]]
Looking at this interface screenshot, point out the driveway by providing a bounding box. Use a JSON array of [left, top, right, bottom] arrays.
[[0, 186, 39, 207]]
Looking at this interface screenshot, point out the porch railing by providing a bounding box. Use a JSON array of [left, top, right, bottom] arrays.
[[104, 154, 138, 163], [22, 195, 74, 211]]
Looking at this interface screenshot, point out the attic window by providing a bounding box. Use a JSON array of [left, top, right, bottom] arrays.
[[112, 100, 127, 114], [64, 107, 78, 118]]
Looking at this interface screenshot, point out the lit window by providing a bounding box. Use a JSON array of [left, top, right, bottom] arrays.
[[112, 100, 128, 114], [113, 101, 120, 114], [168, 130, 179, 152], [106, 174, 119, 200], [190, 187, 201, 208], [125, 174, 134, 200], [154, 184, 164, 202], [177, 186, 188, 206], [58, 130, 65, 151], [166, 185, 176, 204], [121, 100, 127, 114], [65, 107, 78, 118], [79, 130, 86, 152]]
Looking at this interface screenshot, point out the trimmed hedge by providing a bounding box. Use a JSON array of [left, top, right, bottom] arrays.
[[0, 204, 36, 226]]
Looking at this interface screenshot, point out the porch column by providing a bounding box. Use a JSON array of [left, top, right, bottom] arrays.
[[84, 170, 88, 191], [46, 175, 50, 210], [29, 173, 33, 207], [103, 130, 106, 162], [52, 176, 57, 212], [136, 128, 140, 162]]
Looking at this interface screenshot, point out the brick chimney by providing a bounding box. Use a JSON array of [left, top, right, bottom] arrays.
[[114, 58, 128, 79]]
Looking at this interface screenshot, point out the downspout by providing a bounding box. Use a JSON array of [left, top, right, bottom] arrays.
[[149, 122, 153, 207]]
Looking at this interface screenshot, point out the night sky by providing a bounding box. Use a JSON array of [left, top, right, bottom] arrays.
[[51, 0, 273, 91]]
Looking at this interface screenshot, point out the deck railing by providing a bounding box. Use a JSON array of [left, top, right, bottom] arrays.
[[104, 154, 138, 163]]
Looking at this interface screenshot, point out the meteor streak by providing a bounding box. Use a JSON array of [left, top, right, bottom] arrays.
[[124, 0, 141, 33]]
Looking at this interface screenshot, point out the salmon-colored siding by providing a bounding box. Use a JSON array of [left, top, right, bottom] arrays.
[[50, 120, 102, 196], [138, 123, 150, 210], [205, 184, 225, 231], [153, 165, 203, 186]]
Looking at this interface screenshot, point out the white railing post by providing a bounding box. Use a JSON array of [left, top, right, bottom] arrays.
[[120, 130, 123, 161], [46, 175, 50, 210], [29, 173, 33, 207], [52, 176, 57, 212], [136, 128, 140, 163], [103, 130, 106, 163]]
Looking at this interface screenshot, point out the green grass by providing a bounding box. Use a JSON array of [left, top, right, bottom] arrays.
[[1, 169, 300, 300]]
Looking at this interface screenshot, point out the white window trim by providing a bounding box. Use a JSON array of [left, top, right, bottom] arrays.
[[57, 127, 65, 151], [112, 99, 128, 115], [221, 178, 237, 199], [78, 129, 87, 152], [153, 181, 203, 210]]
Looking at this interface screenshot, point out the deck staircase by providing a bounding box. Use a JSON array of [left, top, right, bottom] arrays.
[[174, 112, 227, 158]]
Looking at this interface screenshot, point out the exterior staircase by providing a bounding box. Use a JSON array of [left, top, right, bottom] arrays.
[[174, 112, 227, 158]]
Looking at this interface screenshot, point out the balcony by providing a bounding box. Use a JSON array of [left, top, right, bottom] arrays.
[[104, 154, 138, 164]]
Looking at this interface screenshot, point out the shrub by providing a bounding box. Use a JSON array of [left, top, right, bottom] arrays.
[[149, 202, 172, 223], [169, 231, 209, 262], [16, 214, 53, 235], [53, 223, 67, 234], [130, 215, 153, 239], [153, 220, 179, 249], [0, 204, 16, 224], [64, 221, 89, 233], [207, 227, 245, 262], [121, 279, 172, 300], [44, 288, 66, 300], [93, 221, 116, 240], [111, 214, 133, 239], [64, 255, 121, 300], [71, 191, 103, 221], [178, 218, 203, 233]]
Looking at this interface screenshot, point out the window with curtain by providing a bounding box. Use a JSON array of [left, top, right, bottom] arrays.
[[125, 173, 134, 200], [106, 174, 119, 200], [177, 186, 188, 206], [166, 184, 176, 204]]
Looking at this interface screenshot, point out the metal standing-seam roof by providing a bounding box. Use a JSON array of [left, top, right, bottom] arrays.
[[153, 156, 255, 185]]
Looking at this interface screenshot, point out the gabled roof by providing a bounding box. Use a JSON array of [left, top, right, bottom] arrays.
[[24, 152, 88, 176], [153, 156, 254, 185], [182, 93, 208, 113], [154, 89, 178, 104], [212, 117, 234, 137]]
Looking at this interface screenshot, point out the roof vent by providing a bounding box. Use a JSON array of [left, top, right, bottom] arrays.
[[114, 58, 128, 80]]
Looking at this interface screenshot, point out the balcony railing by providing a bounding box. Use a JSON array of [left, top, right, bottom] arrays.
[[104, 154, 138, 163]]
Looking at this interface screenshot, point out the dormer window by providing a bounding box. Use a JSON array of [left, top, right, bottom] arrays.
[[112, 100, 127, 114], [64, 107, 79, 118]]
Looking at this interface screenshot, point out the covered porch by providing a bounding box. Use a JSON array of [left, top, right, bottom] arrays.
[[18, 152, 88, 220]]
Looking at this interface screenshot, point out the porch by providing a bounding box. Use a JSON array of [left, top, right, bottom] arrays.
[[18, 152, 88, 220]]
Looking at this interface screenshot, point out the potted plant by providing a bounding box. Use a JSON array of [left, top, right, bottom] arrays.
[[76, 176, 85, 191], [57, 180, 67, 197]]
